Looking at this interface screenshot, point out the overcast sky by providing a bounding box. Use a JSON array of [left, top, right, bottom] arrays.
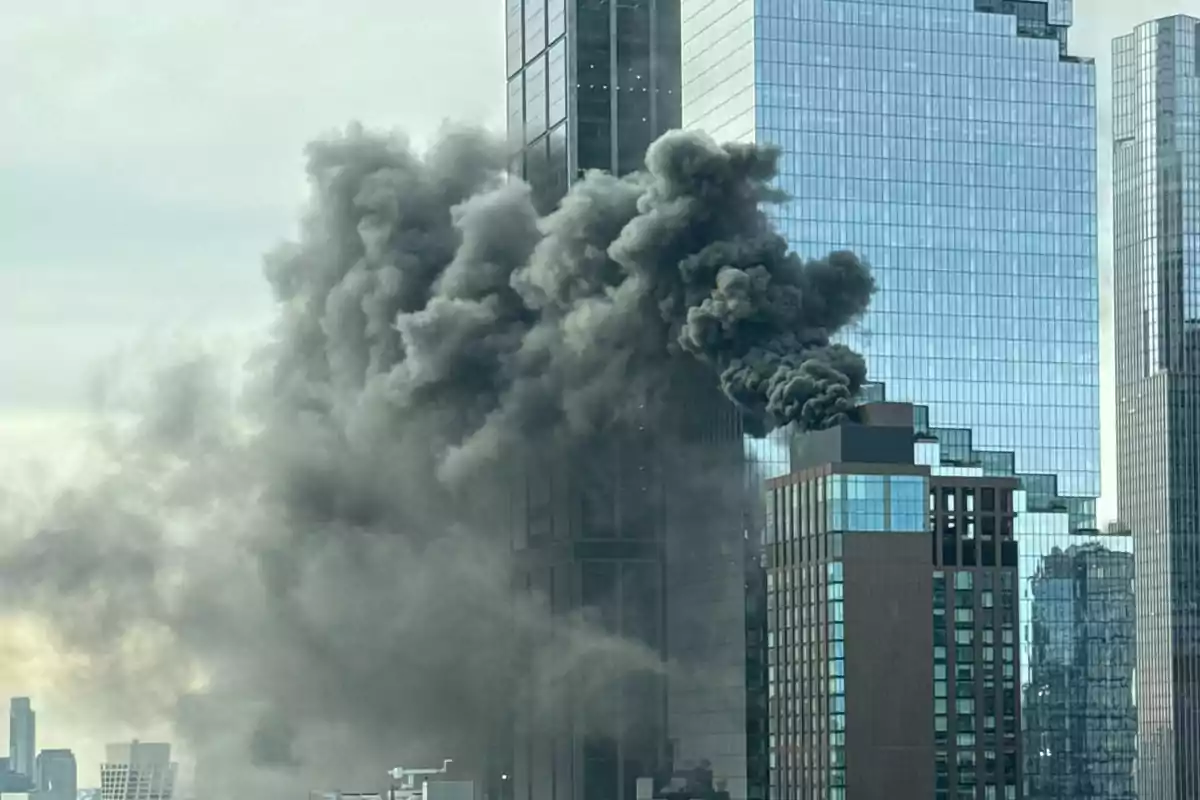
[[0, 0, 1195, 784]]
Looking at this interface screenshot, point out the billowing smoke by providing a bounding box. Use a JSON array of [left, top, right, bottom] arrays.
[[0, 124, 872, 796]]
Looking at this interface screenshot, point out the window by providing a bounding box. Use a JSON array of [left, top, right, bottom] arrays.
[[547, 39, 566, 127], [889, 475, 927, 530], [845, 475, 886, 530], [506, 76, 523, 149], [524, 54, 547, 142], [546, 0, 565, 41], [523, 0, 545, 60], [506, 0, 522, 75]]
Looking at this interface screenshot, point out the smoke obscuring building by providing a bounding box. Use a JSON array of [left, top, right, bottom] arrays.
[[100, 743, 176, 800], [504, 387, 764, 800], [680, 1, 1120, 797], [503, 0, 680, 206], [8, 699, 35, 784], [763, 403, 1022, 799], [1112, 14, 1200, 800], [37, 749, 77, 800], [499, 0, 770, 795]]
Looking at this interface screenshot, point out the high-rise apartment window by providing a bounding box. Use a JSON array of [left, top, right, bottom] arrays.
[[507, 76, 523, 150], [506, 0, 524, 77], [890, 475, 927, 531], [547, 40, 567, 127], [525, 55, 547, 142], [546, 0, 565, 43], [523, 0, 545, 62]]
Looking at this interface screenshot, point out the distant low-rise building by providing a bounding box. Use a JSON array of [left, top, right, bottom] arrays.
[[100, 742, 176, 800], [38, 749, 78, 800]]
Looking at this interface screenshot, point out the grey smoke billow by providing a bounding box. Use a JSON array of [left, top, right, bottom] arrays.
[[0, 123, 872, 795]]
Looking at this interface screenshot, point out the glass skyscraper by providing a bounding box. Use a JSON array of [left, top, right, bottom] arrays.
[[503, 0, 776, 799], [1112, 14, 1200, 800], [8, 697, 35, 784], [505, 0, 682, 206], [682, 1, 1136, 797]]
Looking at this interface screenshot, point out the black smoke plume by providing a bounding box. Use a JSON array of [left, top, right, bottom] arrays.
[[0, 124, 872, 796]]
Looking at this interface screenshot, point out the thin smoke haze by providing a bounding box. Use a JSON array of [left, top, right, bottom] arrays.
[[0, 124, 873, 796]]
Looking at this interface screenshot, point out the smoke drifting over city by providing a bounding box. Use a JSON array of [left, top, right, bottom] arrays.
[[0, 126, 872, 795]]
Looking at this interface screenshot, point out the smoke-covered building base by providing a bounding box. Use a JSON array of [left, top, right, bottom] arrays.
[[503, 378, 763, 800]]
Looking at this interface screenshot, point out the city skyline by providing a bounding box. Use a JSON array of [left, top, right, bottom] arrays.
[[0, 696, 166, 793], [0, 0, 1197, 793]]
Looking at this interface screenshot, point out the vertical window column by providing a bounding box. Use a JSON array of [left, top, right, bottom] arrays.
[[505, 0, 522, 76]]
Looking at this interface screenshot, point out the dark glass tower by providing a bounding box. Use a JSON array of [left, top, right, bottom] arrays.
[[502, 4, 763, 800], [1112, 14, 1200, 800], [504, 0, 681, 206], [503, 393, 757, 800]]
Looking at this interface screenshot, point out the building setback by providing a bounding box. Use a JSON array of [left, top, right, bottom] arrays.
[[1112, 14, 1200, 800]]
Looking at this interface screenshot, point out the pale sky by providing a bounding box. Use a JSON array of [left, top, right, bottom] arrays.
[[0, 0, 1195, 787]]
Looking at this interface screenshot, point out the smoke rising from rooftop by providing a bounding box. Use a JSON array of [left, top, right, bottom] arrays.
[[0, 124, 872, 795]]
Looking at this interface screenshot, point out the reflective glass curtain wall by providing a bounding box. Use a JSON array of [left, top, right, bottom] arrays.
[[1112, 15, 1200, 800], [506, 0, 681, 208], [681, 1, 1126, 798]]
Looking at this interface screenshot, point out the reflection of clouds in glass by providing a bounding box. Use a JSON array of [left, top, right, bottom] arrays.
[[743, 428, 791, 483]]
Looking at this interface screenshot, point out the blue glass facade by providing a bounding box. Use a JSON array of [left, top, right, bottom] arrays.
[[682, 2, 1132, 798], [685, 1, 1099, 501], [749, 0, 1100, 504]]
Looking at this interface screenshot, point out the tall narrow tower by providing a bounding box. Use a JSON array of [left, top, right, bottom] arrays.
[[9, 697, 36, 782], [1113, 14, 1200, 800], [500, 3, 700, 800]]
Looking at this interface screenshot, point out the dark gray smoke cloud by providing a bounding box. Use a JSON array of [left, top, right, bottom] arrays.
[[0, 124, 872, 796]]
